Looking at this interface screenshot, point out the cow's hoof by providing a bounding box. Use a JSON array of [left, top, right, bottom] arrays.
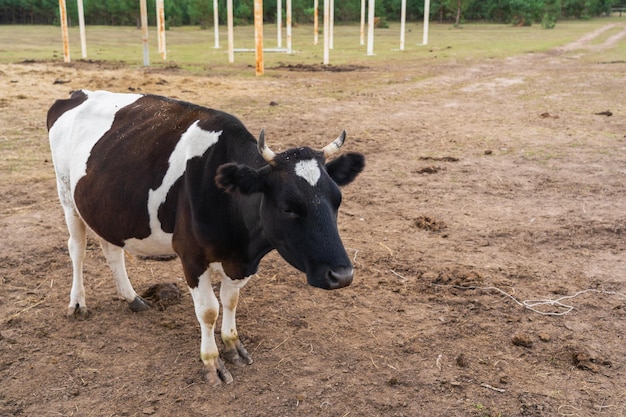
[[204, 357, 233, 386], [129, 296, 151, 312], [67, 305, 90, 320], [223, 341, 253, 367]]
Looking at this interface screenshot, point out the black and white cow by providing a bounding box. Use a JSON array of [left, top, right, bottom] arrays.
[[47, 90, 364, 386]]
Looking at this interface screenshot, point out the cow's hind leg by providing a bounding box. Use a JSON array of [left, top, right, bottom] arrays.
[[99, 240, 150, 312], [216, 265, 253, 366], [189, 267, 233, 386], [64, 208, 89, 319]]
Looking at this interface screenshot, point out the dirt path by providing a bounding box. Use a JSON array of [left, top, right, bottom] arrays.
[[1, 24, 625, 417], [555, 22, 626, 51]]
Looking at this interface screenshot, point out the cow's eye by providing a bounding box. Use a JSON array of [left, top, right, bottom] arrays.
[[280, 205, 299, 218]]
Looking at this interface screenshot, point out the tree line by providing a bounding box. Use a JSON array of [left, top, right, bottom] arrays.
[[0, 0, 618, 28]]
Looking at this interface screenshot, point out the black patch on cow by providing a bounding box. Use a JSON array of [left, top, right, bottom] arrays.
[[46, 90, 87, 130], [158, 176, 183, 234], [74, 95, 205, 246]]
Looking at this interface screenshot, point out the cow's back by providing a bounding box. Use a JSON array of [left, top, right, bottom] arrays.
[[48, 90, 144, 205], [47, 90, 248, 255]]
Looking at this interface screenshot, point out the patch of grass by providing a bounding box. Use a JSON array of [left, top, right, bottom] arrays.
[[473, 402, 485, 410]]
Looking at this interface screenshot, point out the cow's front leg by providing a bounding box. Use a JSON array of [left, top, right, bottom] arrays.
[[216, 265, 253, 366], [189, 268, 233, 386]]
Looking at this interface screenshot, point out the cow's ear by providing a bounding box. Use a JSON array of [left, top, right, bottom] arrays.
[[326, 153, 365, 186], [215, 163, 265, 194]]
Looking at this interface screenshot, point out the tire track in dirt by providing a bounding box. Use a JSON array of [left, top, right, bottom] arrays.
[[372, 22, 625, 108], [553, 22, 626, 52]]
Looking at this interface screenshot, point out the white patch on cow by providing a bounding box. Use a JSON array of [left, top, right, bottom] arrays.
[[189, 267, 220, 365], [123, 122, 222, 255], [295, 159, 321, 186], [48, 90, 144, 202], [216, 265, 251, 342]]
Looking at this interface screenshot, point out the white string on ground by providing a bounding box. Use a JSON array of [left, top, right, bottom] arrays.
[[432, 284, 626, 316], [389, 269, 408, 281]]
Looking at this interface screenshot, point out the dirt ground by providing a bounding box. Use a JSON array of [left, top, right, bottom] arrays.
[[1, 23, 625, 417]]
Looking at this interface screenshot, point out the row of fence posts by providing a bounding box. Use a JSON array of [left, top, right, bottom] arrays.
[[57, 0, 431, 76]]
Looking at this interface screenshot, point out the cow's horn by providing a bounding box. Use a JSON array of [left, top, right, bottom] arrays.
[[257, 129, 277, 164], [322, 130, 346, 158]]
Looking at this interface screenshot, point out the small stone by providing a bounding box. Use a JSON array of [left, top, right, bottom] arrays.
[[142, 407, 156, 415], [538, 332, 551, 342], [512, 333, 533, 348], [455, 353, 468, 368]]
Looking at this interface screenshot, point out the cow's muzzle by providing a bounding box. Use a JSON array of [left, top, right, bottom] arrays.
[[325, 266, 354, 289]]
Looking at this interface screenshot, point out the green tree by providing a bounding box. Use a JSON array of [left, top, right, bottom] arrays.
[[0, 0, 618, 26], [508, 0, 542, 26], [188, 0, 212, 28], [542, 0, 560, 28], [446, 0, 470, 26]]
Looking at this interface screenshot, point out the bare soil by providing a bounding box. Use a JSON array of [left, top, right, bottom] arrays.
[[1, 24, 625, 417]]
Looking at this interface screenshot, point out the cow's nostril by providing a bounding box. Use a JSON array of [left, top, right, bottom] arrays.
[[327, 267, 354, 289]]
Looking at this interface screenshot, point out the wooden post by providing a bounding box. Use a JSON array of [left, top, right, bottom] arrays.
[[422, 0, 430, 45], [329, 0, 334, 49], [367, 0, 375, 56], [213, 0, 219, 48], [286, 0, 292, 53], [77, 0, 87, 58], [254, 0, 264, 75], [323, 0, 329, 64], [227, 0, 234, 62], [156, 0, 163, 53], [156, 0, 166, 60], [360, 0, 365, 45], [58, 0, 70, 62], [400, 0, 406, 50], [313, 0, 318, 45], [277, 0, 282, 48], [140, 0, 150, 66]]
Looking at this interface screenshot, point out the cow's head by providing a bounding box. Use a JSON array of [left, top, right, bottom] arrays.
[[216, 131, 364, 289]]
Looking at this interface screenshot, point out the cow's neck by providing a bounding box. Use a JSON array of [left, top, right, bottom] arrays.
[[234, 192, 274, 278]]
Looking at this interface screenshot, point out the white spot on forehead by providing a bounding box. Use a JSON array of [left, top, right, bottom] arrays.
[[295, 159, 321, 186]]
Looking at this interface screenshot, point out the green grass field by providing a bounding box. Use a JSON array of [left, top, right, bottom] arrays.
[[0, 18, 624, 71]]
